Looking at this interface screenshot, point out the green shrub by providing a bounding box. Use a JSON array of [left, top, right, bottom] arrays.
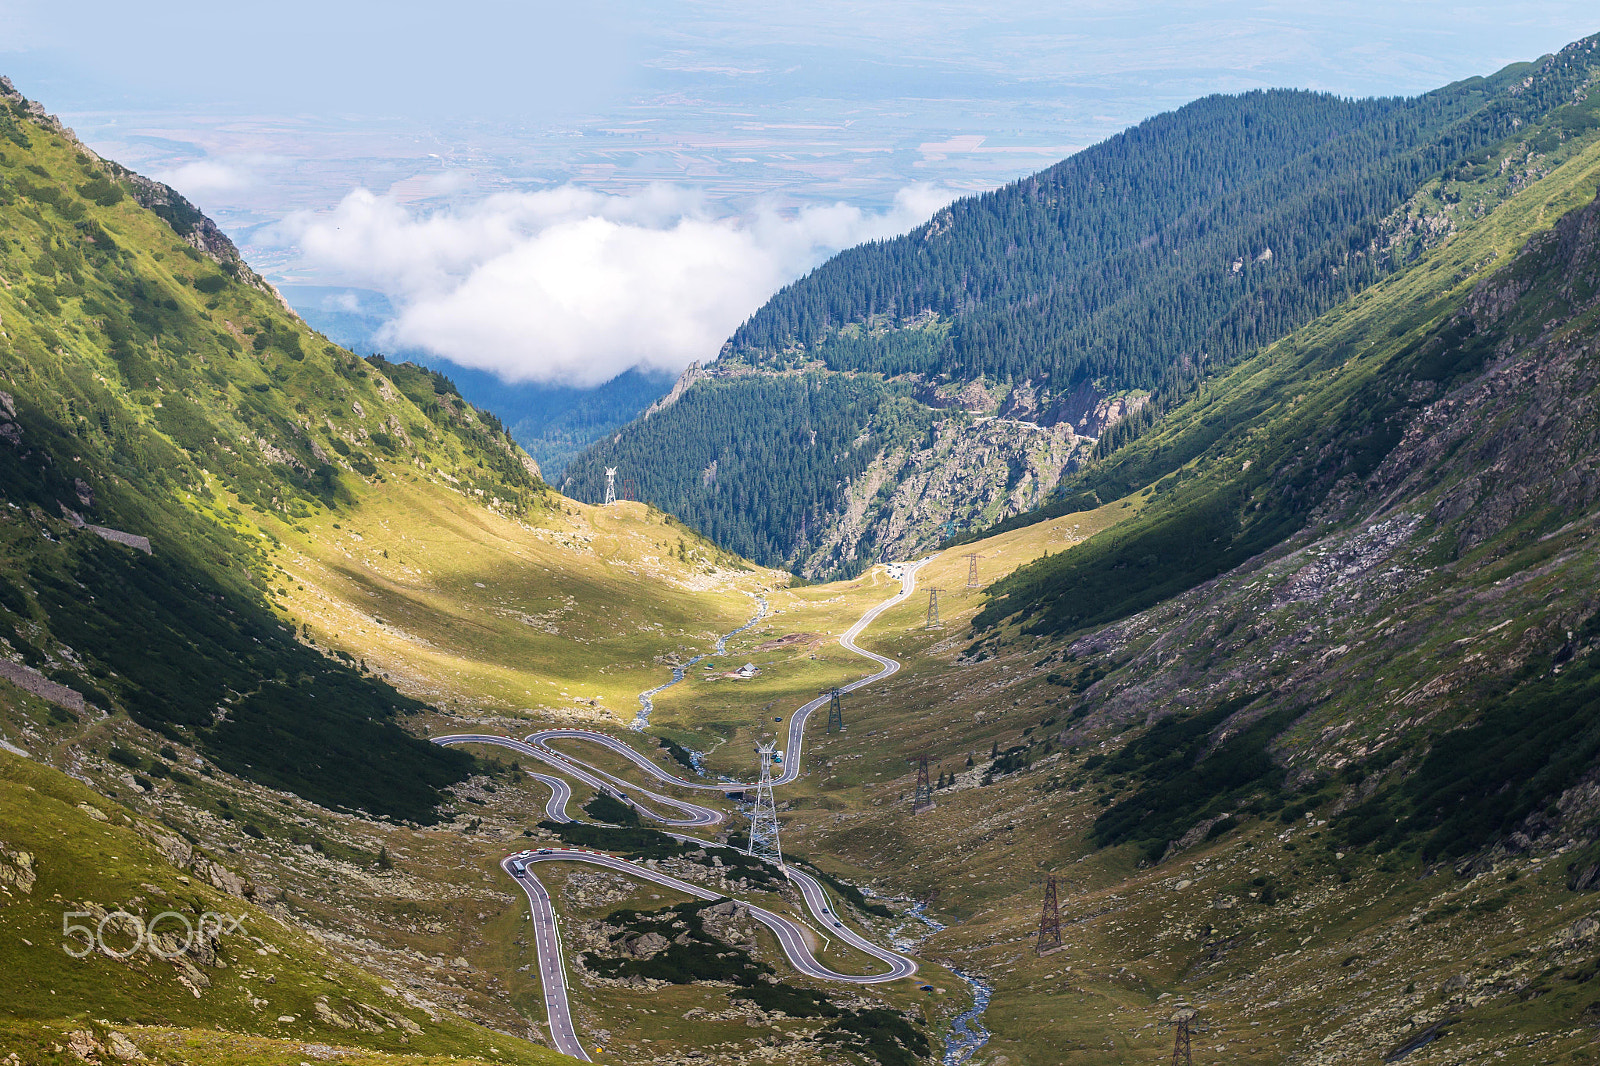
[[539, 819, 689, 860], [107, 745, 142, 769], [583, 792, 640, 826]]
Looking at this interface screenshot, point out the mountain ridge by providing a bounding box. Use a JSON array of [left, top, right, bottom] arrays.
[[568, 34, 1600, 578]]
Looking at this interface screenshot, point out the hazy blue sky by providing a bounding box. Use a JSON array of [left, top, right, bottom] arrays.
[[2, 2, 1595, 384], [5, 2, 1596, 119]]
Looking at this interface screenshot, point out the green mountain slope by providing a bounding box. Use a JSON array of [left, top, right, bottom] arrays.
[[0, 79, 553, 821], [567, 34, 1600, 577], [966, 113, 1600, 865], [975, 124, 1600, 639], [0, 75, 780, 825], [0, 750, 565, 1066]]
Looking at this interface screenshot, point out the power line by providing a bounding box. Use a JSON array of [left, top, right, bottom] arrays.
[[1159, 1005, 1208, 1066], [824, 688, 844, 733]]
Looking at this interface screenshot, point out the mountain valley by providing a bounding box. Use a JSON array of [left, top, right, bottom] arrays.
[[6, 31, 1600, 1066]]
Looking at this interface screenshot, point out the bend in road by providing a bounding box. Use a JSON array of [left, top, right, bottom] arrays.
[[435, 558, 932, 1059], [524, 558, 930, 794]]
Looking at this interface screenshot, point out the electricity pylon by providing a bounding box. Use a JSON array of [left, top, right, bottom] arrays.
[[1037, 874, 1063, 955], [925, 589, 942, 629], [603, 467, 617, 506], [1159, 1005, 1208, 1066], [745, 742, 784, 867], [824, 688, 844, 733], [909, 754, 935, 812], [964, 553, 980, 588]]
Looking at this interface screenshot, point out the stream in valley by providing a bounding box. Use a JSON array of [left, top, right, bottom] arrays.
[[631, 593, 767, 729], [891, 903, 995, 1064]]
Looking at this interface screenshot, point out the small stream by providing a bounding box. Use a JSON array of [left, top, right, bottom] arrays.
[[630, 594, 768, 730], [942, 972, 995, 1065], [889, 903, 994, 1065]]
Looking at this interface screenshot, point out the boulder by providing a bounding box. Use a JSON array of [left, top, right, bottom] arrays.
[[105, 1033, 144, 1061], [626, 932, 670, 958]]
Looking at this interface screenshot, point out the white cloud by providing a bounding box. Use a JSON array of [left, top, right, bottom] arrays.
[[274, 183, 952, 387], [154, 159, 252, 199], [322, 292, 364, 313]]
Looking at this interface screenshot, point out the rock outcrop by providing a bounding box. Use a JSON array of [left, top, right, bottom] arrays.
[[0, 841, 36, 892], [801, 414, 1095, 575]]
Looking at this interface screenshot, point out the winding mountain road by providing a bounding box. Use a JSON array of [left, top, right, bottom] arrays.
[[436, 559, 930, 1060], [523, 559, 924, 793]]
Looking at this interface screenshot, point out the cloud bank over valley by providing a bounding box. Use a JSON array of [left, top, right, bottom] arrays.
[[273, 184, 952, 388]]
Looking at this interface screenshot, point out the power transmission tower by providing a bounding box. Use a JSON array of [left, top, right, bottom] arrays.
[[925, 588, 942, 629], [964, 553, 981, 588], [745, 742, 784, 867], [909, 754, 935, 813], [1036, 874, 1063, 955], [824, 688, 844, 733], [1159, 1005, 1208, 1066], [621, 477, 638, 502], [603, 467, 617, 506]]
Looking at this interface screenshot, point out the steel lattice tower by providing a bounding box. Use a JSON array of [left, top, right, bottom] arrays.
[[964, 553, 980, 588], [910, 754, 935, 812], [925, 588, 942, 629], [603, 467, 617, 506], [745, 742, 784, 867], [1159, 1006, 1206, 1066], [1037, 874, 1062, 955], [825, 688, 844, 733]]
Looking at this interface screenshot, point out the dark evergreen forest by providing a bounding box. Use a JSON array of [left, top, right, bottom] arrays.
[[569, 374, 932, 570], [729, 70, 1580, 392]]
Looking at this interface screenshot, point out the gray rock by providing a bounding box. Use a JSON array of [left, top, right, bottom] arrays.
[[626, 932, 670, 958]]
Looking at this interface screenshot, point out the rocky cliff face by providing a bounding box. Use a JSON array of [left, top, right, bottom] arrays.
[[800, 414, 1094, 574], [637, 357, 1146, 577], [790, 375, 1144, 575]]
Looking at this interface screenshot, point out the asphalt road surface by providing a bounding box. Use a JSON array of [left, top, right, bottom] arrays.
[[528, 772, 573, 823], [433, 558, 931, 1060], [436, 733, 721, 827]]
